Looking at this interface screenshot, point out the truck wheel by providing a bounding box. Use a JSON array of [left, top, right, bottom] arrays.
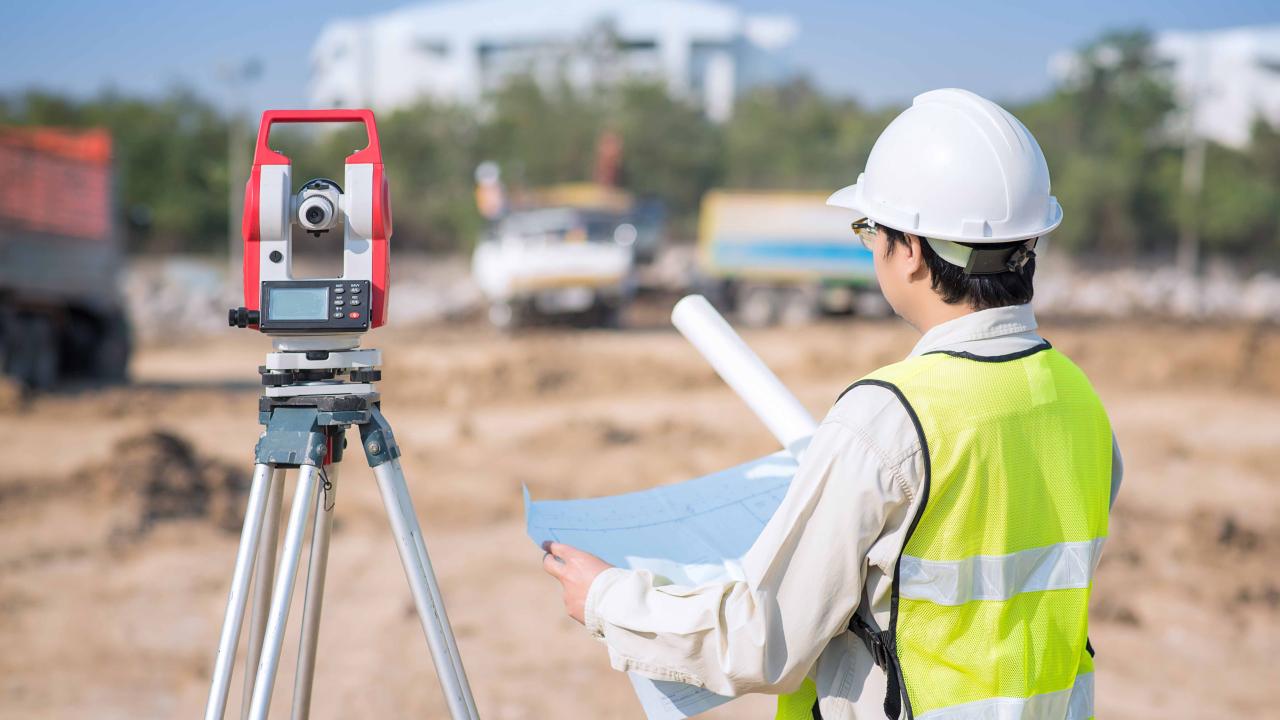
[[738, 286, 779, 327], [596, 300, 626, 329], [489, 301, 523, 332], [853, 290, 894, 318], [779, 288, 818, 326], [12, 315, 59, 391], [92, 312, 131, 383]]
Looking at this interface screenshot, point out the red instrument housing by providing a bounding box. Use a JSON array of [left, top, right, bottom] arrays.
[[241, 109, 392, 329]]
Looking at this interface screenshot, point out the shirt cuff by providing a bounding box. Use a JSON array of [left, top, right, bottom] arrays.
[[583, 566, 629, 639]]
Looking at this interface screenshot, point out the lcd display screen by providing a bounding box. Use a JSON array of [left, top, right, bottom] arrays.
[[268, 286, 329, 321]]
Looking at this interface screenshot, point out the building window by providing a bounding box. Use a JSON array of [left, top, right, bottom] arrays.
[[416, 39, 450, 58]]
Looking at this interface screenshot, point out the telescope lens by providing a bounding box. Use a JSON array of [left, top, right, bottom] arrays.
[[305, 206, 326, 224]]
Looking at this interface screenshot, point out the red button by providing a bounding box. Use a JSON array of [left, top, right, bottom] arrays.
[[348, 311, 360, 319]]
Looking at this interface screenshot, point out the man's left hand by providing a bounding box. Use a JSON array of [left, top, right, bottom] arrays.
[[541, 541, 614, 625]]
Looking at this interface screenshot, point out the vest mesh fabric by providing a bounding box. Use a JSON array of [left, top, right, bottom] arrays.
[[775, 677, 820, 720]]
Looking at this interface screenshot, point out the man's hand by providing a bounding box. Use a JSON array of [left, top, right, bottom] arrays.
[[541, 541, 614, 625]]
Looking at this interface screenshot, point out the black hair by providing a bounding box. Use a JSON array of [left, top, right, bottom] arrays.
[[881, 226, 1035, 310]]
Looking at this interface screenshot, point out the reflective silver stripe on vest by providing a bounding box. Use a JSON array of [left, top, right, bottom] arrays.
[[899, 537, 1106, 606], [916, 672, 1094, 720]]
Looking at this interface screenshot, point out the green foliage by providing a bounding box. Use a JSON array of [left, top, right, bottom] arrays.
[[480, 76, 601, 188], [609, 81, 722, 221], [724, 80, 892, 191], [1199, 140, 1280, 262]]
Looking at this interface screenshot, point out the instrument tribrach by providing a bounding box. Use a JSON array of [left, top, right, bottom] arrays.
[[206, 109, 479, 720]]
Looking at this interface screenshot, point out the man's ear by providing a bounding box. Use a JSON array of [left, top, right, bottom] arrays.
[[904, 234, 929, 281]]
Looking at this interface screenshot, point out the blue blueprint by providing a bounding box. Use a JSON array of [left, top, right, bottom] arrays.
[[525, 450, 799, 718]]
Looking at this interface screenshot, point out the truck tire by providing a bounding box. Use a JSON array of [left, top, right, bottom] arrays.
[[489, 301, 524, 332], [779, 287, 818, 326], [92, 311, 131, 383], [738, 286, 780, 328], [853, 290, 894, 318], [9, 315, 60, 391], [592, 299, 626, 329]]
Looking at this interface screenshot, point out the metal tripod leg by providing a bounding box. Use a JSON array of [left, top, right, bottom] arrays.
[[388, 460, 479, 718], [246, 464, 322, 720], [204, 464, 275, 720], [242, 467, 285, 720], [372, 457, 479, 720], [290, 463, 338, 720]]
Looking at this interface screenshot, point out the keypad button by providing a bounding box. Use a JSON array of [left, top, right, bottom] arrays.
[[348, 311, 360, 319], [333, 311, 344, 318], [349, 298, 360, 306], [334, 286, 345, 294], [334, 299, 345, 306]]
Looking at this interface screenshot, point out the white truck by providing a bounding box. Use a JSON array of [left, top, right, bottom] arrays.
[[473, 202, 643, 330]]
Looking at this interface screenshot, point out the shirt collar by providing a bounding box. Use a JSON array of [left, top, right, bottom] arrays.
[[908, 304, 1040, 357]]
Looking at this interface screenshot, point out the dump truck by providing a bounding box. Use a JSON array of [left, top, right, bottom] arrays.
[[0, 126, 130, 389], [696, 190, 882, 326], [472, 183, 663, 329]]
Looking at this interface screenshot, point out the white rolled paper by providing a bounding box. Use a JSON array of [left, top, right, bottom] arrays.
[[671, 295, 817, 458]]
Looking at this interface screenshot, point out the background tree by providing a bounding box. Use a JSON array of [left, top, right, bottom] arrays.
[[1, 88, 229, 253], [2, 26, 1276, 266]]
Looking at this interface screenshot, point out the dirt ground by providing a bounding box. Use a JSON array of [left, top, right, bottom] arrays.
[[1, 306, 1277, 719]]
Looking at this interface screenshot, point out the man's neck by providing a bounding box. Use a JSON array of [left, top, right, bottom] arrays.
[[908, 300, 976, 335]]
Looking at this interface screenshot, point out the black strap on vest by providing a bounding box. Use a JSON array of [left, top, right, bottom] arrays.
[[839, 379, 934, 719], [849, 612, 903, 718]]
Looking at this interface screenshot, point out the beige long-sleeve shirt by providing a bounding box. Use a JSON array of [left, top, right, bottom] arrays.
[[583, 304, 1123, 719]]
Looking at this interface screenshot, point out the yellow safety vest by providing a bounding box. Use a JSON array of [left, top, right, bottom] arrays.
[[778, 342, 1110, 720]]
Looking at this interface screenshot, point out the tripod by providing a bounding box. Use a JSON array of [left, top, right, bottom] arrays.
[[203, 347, 479, 720]]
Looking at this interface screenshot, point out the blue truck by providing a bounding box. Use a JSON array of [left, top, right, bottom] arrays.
[[697, 190, 884, 326]]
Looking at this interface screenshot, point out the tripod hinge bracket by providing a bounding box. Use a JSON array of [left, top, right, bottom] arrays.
[[255, 406, 328, 467], [359, 406, 401, 467]]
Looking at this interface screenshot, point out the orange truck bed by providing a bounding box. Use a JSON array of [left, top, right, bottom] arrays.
[[0, 126, 113, 241]]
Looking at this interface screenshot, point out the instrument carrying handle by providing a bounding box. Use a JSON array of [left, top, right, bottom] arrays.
[[252, 109, 382, 165]]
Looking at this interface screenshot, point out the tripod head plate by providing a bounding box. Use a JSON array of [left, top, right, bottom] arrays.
[[266, 348, 382, 372], [264, 383, 377, 399], [271, 335, 362, 353]]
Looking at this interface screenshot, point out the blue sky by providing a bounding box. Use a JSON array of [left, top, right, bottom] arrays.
[[2, 0, 1277, 113]]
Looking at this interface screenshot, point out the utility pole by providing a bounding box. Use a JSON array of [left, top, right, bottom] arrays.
[[220, 59, 263, 301]]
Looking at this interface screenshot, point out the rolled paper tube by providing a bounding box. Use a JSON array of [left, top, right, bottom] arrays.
[[671, 294, 817, 458]]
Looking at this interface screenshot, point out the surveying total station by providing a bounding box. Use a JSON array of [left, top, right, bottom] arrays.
[[206, 109, 480, 720]]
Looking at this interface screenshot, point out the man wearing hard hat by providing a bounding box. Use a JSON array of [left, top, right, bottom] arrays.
[[543, 88, 1122, 720]]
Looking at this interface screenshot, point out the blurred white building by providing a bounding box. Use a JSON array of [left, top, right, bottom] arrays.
[[1050, 25, 1280, 148], [309, 0, 798, 122]]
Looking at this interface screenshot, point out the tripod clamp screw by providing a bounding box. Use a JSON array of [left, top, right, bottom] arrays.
[[366, 441, 382, 455], [350, 369, 382, 383]]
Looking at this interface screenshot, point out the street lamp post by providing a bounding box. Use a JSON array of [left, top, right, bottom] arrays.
[[220, 59, 263, 301]]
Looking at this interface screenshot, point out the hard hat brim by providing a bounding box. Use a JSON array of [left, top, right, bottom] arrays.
[[827, 183, 1063, 244], [825, 183, 860, 212]]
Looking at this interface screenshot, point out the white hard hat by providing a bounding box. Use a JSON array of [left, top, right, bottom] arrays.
[[828, 88, 1061, 257]]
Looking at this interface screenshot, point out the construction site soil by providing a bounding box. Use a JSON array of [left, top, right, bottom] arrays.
[[1, 310, 1276, 718]]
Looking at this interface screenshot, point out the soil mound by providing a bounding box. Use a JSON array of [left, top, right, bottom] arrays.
[[83, 430, 248, 534]]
